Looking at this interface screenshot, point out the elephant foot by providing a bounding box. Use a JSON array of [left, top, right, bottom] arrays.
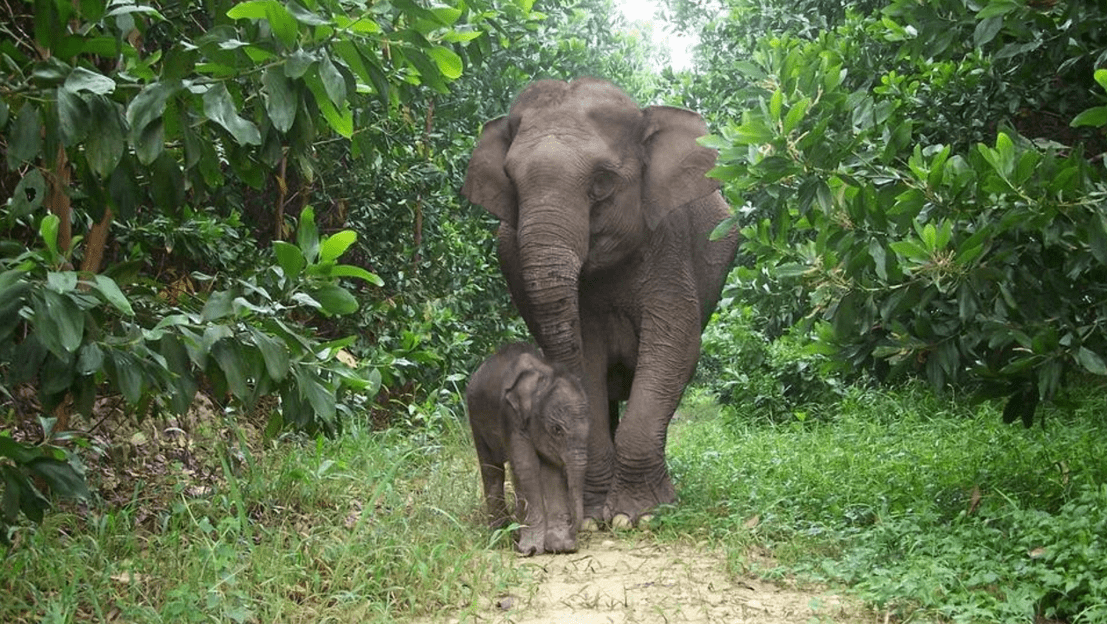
[[610, 513, 654, 531], [602, 470, 675, 526], [544, 516, 578, 553], [581, 518, 601, 532], [515, 526, 545, 557]]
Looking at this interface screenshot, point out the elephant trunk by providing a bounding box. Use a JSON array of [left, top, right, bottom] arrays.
[[564, 449, 587, 529], [517, 209, 587, 374]]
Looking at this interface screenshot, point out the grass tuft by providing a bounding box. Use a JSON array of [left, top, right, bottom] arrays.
[[663, 381, 1106, 623]]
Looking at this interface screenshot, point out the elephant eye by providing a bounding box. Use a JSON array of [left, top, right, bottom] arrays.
[[588, 171, 617, 201]]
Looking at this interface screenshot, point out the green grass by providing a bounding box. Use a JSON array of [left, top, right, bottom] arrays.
[[662, 382, 1107, 623], [2, 382, 1104, 623], [1, 417, 527, 624]]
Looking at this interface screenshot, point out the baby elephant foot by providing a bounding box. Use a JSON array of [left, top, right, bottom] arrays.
[[544, 520, 578, 553], [515, 526, 546, 557]]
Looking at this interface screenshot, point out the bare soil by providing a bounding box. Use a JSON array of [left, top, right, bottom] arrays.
[[436, 533, 871, 624]]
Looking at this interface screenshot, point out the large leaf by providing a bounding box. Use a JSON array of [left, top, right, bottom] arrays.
[[64, 67, 115, 94], [227, 0, 298, 47], [248, 327, 290, 381], [211, 339, 249, 401], [319, 230, 356, 263], [57, 86, 89, 147], [202, 83, 262, 145], [427, 46, 462, 80], [34, 290, 85, 356], [262, 67, 298, 133], [8, 169, 46, 219], [273, 240, 306, 278], [330, 264, 384, 286], [310, 284, 358, 316], [26, 457, 90, 500], [91, 274, 134, 316], [297, 206, 320, 262], [7, 104, 42, 169], [126, 80, 180, 141], [84, 94, 126, 178], [318, 53, 347, 108]]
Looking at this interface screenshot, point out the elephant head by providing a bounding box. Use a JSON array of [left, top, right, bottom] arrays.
[[502, 349, 589, 535], [462, 78, 720, 374]]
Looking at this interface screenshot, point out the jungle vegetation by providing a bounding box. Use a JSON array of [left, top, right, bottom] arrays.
[[0, 0, 1105, 621]]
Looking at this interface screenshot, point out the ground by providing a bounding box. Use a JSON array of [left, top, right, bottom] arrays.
[[430, 533, 868, 624]]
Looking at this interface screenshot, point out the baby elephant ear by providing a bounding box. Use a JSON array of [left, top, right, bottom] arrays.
[[503, 364, 544, 425], [641, 106, 721, 230], [462, 116, 517, 224]]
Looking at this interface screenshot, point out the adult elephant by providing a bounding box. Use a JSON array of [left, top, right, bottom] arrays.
[[462, 78, 738, 526]]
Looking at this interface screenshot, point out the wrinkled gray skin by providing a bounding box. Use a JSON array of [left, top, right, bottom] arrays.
[[467, 343, 590, 555], [462, 78, 739, 526]]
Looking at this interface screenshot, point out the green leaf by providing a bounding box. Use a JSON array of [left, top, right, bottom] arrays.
[[304, 72, 353, 137], [248, 327, 289, 381], [38, 289, 85, 355], [890, 240, 930, 261], [126, 80, 180, 143], [782, 99, 809, 135], [40, 214, 61, 260], [1075, 346, 1105, 375], [202, 83, 262, 146], [318, 53, 347, 108], [8, 169, 46, 219], [769, 88, 782, 121], [27, 457, 89, 500], [294, 367, 336, 423], [427, 46, 462, 80], [262, 67, 298, 133], [297, 206, 320, 262], [8, 104, 42, 169], [57, 87, 89, 147], [211, 340, 249, 401], [202, 290, 236, 321], [91, 275, 134, 316], [273, 241, 306, 278], [84, 95, 125, 178], [76, 342, 104, 375], [46, 271, 78, 293], [227, 0, 298, 46], [63, 67, 115, 94], [310, 284, 358, 316], [319, 230, 356, 263], [975, 0, 1020, 19], [330, 264, 384, 286], [1069, 106, 1106, 128], [973, 16, 1003, 48]]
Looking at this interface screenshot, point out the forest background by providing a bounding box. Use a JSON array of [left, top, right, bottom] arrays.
[[0, 0, 1106, 621]]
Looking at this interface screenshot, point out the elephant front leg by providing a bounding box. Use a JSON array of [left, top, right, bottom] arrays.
[[508, 432, 547, 556], [580, 323, 615, 523], [538, 461, 577, 552], [603, 324, 698, 525]]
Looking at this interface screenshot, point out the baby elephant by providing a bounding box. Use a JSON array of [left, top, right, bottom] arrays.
[[467, 343, 589, 555]]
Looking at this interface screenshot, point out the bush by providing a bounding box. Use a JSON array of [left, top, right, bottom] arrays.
[[697, 287, 848, 426]]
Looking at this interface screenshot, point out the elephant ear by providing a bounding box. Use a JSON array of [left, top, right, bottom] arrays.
[[503, 356, 547, 426], [641, 106, 721, 230], [462, 116, 517, 224]]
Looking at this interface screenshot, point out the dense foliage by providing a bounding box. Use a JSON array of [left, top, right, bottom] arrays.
[[0, 0, 1105, 620], [676, 0, 1105, 424]]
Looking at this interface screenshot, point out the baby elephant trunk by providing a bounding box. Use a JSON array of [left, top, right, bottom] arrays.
[[565, 449, 587, 531]]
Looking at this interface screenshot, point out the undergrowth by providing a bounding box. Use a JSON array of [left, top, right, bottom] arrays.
[[1, 416, 523, 624], [663, 382, 1107, 623]]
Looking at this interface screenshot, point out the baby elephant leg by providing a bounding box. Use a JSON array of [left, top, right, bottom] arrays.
[[540, 462, 577, 553]]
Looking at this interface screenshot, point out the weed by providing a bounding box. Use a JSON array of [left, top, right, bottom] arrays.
[[666, 381, 1106, 623]]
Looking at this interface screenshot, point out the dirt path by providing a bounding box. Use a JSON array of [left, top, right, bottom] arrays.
[[438, 534, 868, 623]]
